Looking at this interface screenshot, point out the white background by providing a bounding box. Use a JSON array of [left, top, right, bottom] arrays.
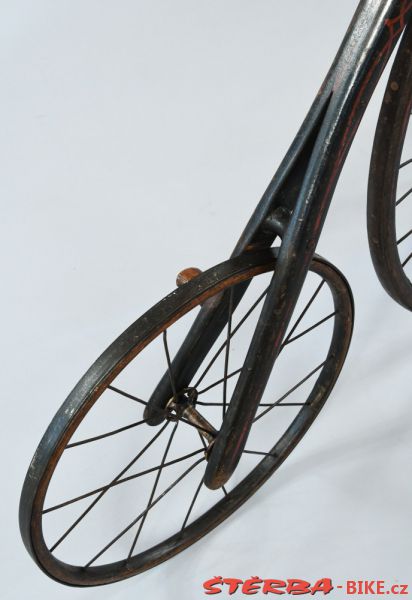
[[2, 1, 412, 598]]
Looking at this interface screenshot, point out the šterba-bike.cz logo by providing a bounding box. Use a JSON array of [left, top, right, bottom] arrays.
[[202, 577, 409, 595]]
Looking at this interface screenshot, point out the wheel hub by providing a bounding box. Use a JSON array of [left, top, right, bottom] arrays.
[[166, 387, 217, 445]]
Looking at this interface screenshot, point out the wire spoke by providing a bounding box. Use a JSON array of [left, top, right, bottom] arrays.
[[162, 330, 219, 438], [197, 430, 207, 451], [108, 385, 148, 407], [49, 421, 170, 552], [266, 402, 306, 406], [400, 158, 412, 168], [181, 474, 204, 532], [66, 418, 151, 449], [253, 359, 328, 423], [222, 288, 234, 419], [194, 286, 269, 389], [43, 448, 205, 514], [243, 449, 276, 457], [163, 330, 178, 400], [197, 368, 242, 397], [195, 398, 306, 408], [397, 228, 412, 245], [402, 251, 412, 267], [197, 281, 329, 401], [85, 456, 205, 568], [196, 401, 226, 406], [281, 280, 325, 347], [282, 311, 336, 346], [127, 421, 179, 559], [396, 186, 412, 205]]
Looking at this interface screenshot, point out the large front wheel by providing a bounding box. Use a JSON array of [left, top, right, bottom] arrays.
[[20, 248, 353, 586]]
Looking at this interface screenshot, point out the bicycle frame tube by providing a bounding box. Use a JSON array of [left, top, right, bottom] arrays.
[[145, 0, 412, 488]]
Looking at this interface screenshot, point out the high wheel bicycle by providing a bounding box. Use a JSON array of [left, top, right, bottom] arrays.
[[20, 0, 412, 586]]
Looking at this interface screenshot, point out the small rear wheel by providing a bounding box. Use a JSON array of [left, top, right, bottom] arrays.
[[19, 248, 353, 586]]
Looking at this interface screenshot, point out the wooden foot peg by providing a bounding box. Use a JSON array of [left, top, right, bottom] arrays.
[[176, 267, 202, 287]]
